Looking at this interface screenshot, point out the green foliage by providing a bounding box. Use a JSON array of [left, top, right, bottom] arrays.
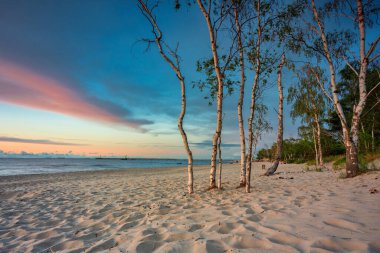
[[252, 103, 272, 146], [357, 152, 380, 174], [323, 154, 344, 163], [257, 134, 345, 163], [287, 65, 327, 126], [193, 55, 238, 105], [326, 64, 380, 153], [333, 157, 346, 170], [338, 171, 347, 179], [332, 152, 380, 174], [257, 138, 314, 163]]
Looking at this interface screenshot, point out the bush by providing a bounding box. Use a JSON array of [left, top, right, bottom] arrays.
[[333, 157, 346, 170]]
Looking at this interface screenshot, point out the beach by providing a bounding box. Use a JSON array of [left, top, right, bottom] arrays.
[[1, 162, 379, 253]]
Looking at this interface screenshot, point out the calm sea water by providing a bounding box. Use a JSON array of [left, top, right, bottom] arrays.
[[0, 158, 215, 176]]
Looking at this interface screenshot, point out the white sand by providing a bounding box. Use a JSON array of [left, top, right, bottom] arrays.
[[0, 162, 379, 253]]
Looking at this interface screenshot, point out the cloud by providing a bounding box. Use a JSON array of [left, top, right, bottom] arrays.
[[0, 150, 89, 158], [0, 60, 152, 129], [0, 136, 86, 146], [86, 96, 153, 126]]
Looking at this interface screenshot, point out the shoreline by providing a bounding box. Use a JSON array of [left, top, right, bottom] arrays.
[[0, 159, 236, 178]]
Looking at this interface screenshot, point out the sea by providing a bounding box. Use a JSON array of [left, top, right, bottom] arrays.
[[0, 158, 218, 176]]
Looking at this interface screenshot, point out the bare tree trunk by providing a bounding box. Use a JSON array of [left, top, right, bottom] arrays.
[[350, 0, 368, 159], [315, 115, 324, 167], [361, 122, 368, 152], [138, 1, 194, 193], [246, 75, 259, 192], [372, 115, 375, 152], [311, 0, 351, 175], [178, 78, 194, 193], [232, 1, 247, 187], [312, 124, 319, 168], [246, 0, 261, 193], [346, 134, 359, 176], [265, 53, 285, 176], [217, 136, 222, 189], [253, 129, 260, 159], [197, 0, 224, 189]]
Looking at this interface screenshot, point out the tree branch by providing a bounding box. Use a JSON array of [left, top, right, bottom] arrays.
[[366, 35, 380, 61], [310, 66, 334, 103]]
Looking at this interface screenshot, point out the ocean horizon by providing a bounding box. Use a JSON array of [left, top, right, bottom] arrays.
[[0, 158, 234, 176]]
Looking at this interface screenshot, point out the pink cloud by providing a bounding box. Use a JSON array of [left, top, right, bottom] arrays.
[[0, 60, 149, 129]]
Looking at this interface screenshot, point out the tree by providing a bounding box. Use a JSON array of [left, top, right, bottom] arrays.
[[288, 65, 327, 168], [244, 0, 263, 192], [252, 103, 272, 159], [138, 0, 194, 193], [232, 0, 248, 188], [196, 0, 233, 189], [289, 0, 380, 177], [265, 53, 285, 176]]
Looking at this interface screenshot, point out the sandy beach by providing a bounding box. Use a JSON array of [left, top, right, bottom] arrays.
[[1, 162, 379, 253]]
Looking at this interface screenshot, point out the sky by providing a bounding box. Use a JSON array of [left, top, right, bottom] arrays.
[[0, 0, 336, 159]]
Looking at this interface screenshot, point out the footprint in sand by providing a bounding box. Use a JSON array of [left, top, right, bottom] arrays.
[[188, 223, 204, 232], [135, 240, 162, 253], [205, 239, 226, 252], [216, 222, 239, 234]]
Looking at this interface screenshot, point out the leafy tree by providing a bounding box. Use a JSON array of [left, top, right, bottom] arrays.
[[288, 65, 328, 168], [285, 0, 380, 177]]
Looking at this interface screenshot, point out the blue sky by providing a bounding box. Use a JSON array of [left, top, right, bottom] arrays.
[[0, 0, 336, 158]]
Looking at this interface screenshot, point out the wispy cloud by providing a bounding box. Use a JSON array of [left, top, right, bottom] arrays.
[[0, 137, 86, 146], [0, 60, 153, 129], [0, 149, 89, 158]]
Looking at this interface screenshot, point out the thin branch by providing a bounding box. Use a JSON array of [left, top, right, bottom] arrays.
[[137, 0, 180, 76], [361, 97, 380, 118], [365, 79, 380, 97], [369, 53, 380, 63], [366, 35, 380, 60], [310, 67, 334, 103], [342, 55, 359, 76]]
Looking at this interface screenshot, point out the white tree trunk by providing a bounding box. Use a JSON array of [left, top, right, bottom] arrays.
[[253, 129, 260, 160], [265, 53, 285, 176], [197, 0, 224, 188], [312, 125, 319, 168], [233, 2, 247, 187], [246, 0, 261, 193], [314, 115, 324, 167], [178, 78, 194, 194], [310, 0, 362, 177], [351, 0, 368, 151], [217, 136, 222, 189], [137, 1, 194, 192]]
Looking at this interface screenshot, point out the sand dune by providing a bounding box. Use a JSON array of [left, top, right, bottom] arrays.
[[0, 162, 379, 253]]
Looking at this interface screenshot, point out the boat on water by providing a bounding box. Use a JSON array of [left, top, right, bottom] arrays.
[[120, 154, 128, 160]]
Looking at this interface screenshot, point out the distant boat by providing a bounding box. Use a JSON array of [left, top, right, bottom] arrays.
[[120, 154, 129, 160]]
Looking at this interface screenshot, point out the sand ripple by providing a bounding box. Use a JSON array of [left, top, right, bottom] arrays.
[[1, 163, 379, 252]]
